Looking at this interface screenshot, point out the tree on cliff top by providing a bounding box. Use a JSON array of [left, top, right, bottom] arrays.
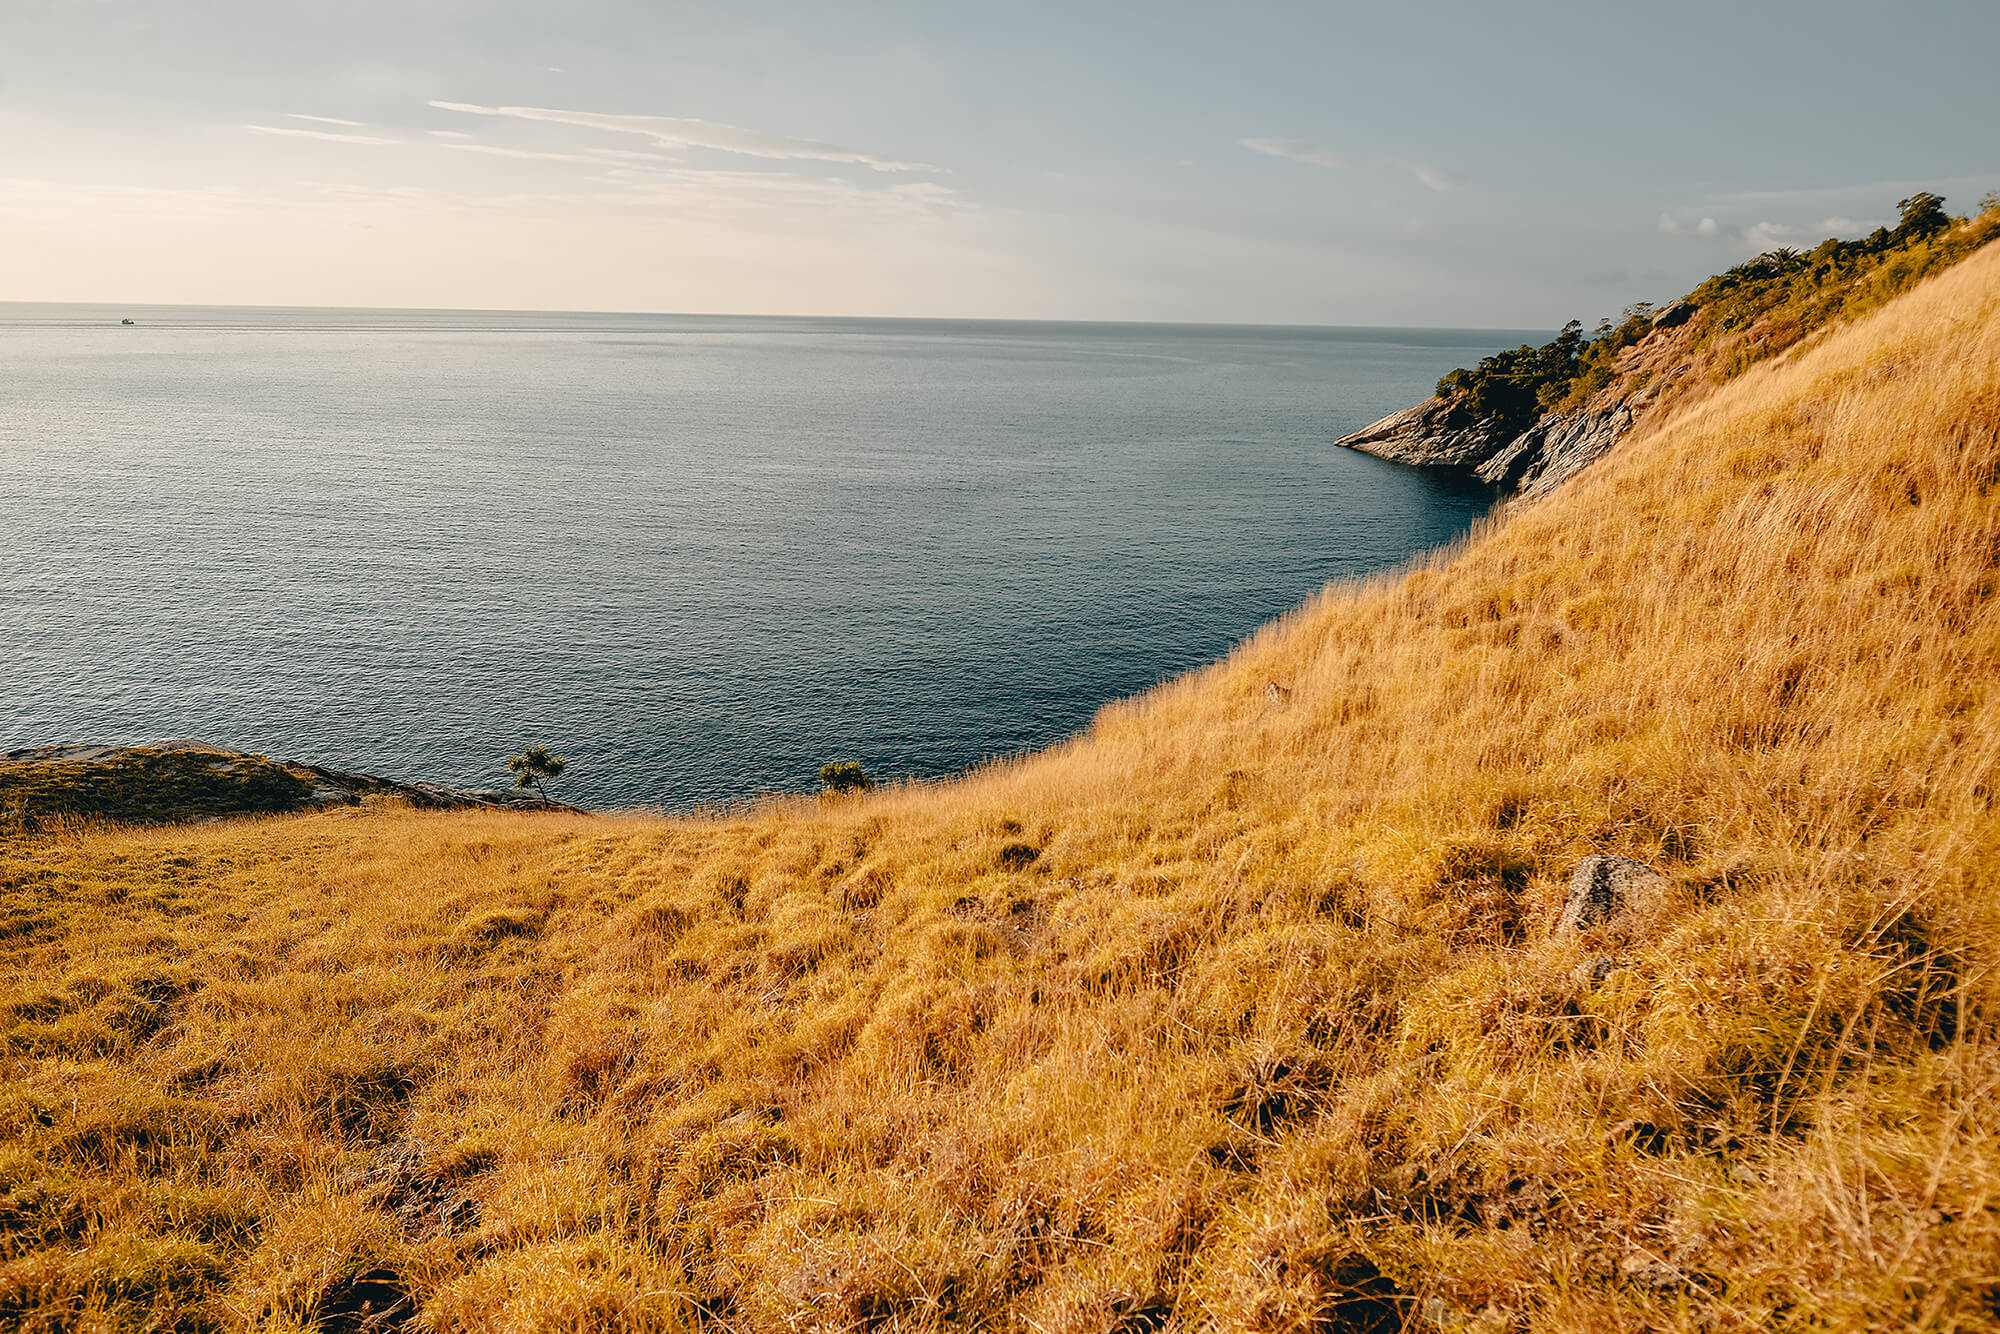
[[1892, 192, 1950, 245], [507, 745, 567, 805]]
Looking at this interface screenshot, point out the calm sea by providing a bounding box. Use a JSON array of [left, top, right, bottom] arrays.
[[0, 304, 1531, 808]]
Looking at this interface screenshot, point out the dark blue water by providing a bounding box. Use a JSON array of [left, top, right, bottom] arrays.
[[0, 305, 1525, 807]]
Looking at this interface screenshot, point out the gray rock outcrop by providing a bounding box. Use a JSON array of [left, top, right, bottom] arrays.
[[1335, 387, 1657, 501], [293, 762, 577, 812], [1331, 398, 1515, 470], [1556, 855, 1668, 935], [1650, 299, 1696, 329], [1475, 402, 1638, 495]]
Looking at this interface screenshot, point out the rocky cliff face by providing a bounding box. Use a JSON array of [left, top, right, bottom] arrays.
[[1326, 396, 1513, 469], [1335, 393, 1646, 499], [1474, 399, 1640, 496], [1336, 305, 1703, 499]]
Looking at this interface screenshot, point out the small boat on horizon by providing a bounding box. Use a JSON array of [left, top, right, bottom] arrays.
[[120, 318, 135, 325]]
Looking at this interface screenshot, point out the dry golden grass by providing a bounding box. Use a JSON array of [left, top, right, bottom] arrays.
[[6, 244, 2000, 1332]]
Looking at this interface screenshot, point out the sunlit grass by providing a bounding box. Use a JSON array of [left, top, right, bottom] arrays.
[[5, 245, 2000, 1330]]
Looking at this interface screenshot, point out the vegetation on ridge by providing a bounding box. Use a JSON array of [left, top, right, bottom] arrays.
[[0, 746, 318, 834], [1435, 191, 2000, 432], [4, 245, 2000, 1330]]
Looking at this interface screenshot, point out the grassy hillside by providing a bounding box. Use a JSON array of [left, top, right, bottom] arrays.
[[5, 244, 2000, 1332]]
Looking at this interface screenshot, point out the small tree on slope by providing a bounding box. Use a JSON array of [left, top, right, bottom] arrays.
[[507, 745, 567, 806]]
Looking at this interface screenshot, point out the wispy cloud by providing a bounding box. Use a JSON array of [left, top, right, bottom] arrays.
[[246, 124, 397, 146], [1240, 137, 1350, 170], [1820, 214, 1889, 234], [429, 102, 940, 172], [1658, 213, 1721, 237], [1406, 162, 1456, 192], [288, 113, 367, 128], [1744, 220, 1801, 250], [1240, 138, 1456, 190], [1663, 205, 1901, 251], [439, 143, 604, 163], [1659, 178, 1997, 255]]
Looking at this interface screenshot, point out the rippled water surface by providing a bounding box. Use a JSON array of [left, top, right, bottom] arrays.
[[0, 305, 1527, 807]]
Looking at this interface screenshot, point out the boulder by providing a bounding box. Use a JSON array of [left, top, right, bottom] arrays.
[[1571, 954, 1621, 987], [1649, 299, 1696, 329], [1556, 855, 1668, 935]]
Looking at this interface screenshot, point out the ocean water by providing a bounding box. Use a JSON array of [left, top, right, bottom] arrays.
[[0, 304, 1530, 808]]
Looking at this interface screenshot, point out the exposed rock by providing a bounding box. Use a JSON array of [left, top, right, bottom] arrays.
[[1476, 402, 1638, 495], [1571, 955, 1621, 987], [1556, 855, 1668, 935], [293, 762, 576, 812], [1650, 299, 1696, 329], [1331, 397, 1515, 470], [1334, 391, 1648, 498]]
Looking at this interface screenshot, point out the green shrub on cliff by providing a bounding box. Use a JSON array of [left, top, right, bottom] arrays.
[[1691, 193, 2000, 376], [818, 759, 874, 793], [1433, 320, 1586, 431], [1436, 191, 2000, 418], [506, 744, 567, 804]]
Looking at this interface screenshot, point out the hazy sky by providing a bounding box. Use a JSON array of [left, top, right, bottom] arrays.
[[5, 1, 1997, 324]]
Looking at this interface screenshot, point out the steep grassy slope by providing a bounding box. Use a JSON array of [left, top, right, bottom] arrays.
[[5, 245, 2000, 1332], [1341, 199, 2000, 498]]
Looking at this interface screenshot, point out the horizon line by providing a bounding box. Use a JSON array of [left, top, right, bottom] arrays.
[[0, 298, 1554, 337]]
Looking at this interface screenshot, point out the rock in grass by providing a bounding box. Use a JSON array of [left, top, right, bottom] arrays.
[[1571, 954, 1621, 987], [1556, 855, 1667, 935]]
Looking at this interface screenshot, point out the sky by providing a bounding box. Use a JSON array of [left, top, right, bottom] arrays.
[[3, 1, 1997, 326]]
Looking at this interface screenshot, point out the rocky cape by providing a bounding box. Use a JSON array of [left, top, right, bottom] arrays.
[[1337, 299, 1701, 498], [0, 741, 582, 830]]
